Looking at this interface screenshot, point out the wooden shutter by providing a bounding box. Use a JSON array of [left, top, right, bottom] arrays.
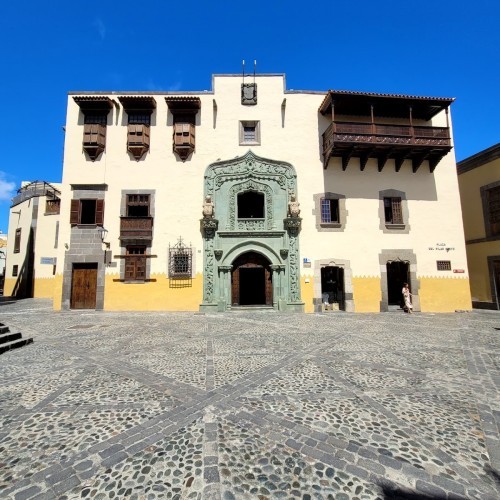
[[95, 199, 104, 226], [391, 198, 403, 224], [70, 199, 80, 225], [143, 124, 150, 147]]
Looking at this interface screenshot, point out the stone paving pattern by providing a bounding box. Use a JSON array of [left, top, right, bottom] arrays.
[[0, 299, 499, 499]]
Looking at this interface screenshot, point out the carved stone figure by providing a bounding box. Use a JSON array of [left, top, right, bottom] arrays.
[[202, 195, 215, 218], [288, 193, 301, 217]]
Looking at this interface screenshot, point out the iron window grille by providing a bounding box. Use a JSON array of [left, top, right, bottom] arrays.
[[436, 260, 452, 271], [168, 237, 193, 287]]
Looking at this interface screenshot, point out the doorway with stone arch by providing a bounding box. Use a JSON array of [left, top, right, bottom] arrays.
[[231, 252, 272, 306]]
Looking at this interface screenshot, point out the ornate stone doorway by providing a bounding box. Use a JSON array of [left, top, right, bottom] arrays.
[[200, 150, 304, 313], [231, 252, 272, 306]]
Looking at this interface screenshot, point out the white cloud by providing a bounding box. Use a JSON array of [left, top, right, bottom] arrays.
[[0, 173, 15, 202], [94, 18, 106, 40]]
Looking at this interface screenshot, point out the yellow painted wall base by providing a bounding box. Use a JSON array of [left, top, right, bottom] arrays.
[[352, 277, 382, 312], [301, 276, 314, 313], [33, 277, 57, 299], [103, 273, 203, 311], [52, 274, 63, 310], [418, 277, 472, 312], [3, 278, 16, 297]]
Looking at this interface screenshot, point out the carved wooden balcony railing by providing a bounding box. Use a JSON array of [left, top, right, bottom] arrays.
[[322, 121, 451, 172], [127, 124, 150, 161], [119, 217, 153, 240]]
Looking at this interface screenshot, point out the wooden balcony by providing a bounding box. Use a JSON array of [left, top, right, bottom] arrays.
[[119, 217, 153, 240], [322, 121, 451, 172]]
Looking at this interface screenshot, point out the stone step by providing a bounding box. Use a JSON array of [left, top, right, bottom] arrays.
[[0, 337, 33, 355], [0, 331, 22, 344], [0, 325, 9, 334]]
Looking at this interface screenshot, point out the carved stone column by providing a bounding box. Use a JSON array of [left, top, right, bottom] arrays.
[[200, 218, 218, 311], [284, 217, 304, 311], [218, 265, 233, 311], [270, 264, 286, 310]]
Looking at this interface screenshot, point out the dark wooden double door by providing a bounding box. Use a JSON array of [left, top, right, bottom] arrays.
[[71, 263, 98, 309], [232, 252, 272, 306]]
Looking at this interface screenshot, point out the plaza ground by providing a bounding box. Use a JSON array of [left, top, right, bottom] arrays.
[[0, 299, 499, 499]]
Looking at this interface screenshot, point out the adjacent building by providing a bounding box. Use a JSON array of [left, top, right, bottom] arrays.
[[4, 181, 61, 299], [457, 144, 500, 309], [13, 73, 471, 312]]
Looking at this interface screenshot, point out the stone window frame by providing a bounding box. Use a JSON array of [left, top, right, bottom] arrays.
[[379, 189, 410, 234], [239, 120, 261, 146], [313, 192, 347, 232], [481, 180, 500, 239]]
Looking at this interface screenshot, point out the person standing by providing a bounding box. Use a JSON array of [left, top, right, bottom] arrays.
[[402, 283, 413, 313]]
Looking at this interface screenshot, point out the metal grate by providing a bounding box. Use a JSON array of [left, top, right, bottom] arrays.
[[169, 237, 193, 287], [436, 260, 451, 271]]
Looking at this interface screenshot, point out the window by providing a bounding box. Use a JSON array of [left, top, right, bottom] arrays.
[[70, 199, 104, 226], [238, 191, 264, 218], [437, 260, 452, 271], [126, 194, 150, 217], [119, 96, 156, 161], [73, 97, 111, 161], [239, 121, 260, 145], [168, 238, 193, 280], [14, 229, 21, 253], [165, 97, 200, 161], [487, 186, 500, 236], [12, 265, 18, 277], [45, 198, 60, 215], [321, 199, 340, 224], [384, 197, 403, 224], [124, 246, 147, 281], [314, 192, 346, 232]]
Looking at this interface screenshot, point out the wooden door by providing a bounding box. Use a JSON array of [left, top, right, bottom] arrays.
[[71, 264, 98, 309], [231, 252, 272, 306]]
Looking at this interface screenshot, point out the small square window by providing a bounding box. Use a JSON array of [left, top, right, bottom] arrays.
[[239, 121, 260, 145], [12, 265, 18, 277], [321, 199, 340, 224], [436, 260, 451, 271]]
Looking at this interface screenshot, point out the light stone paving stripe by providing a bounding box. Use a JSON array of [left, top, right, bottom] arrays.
[[0, 299, 499, 499]]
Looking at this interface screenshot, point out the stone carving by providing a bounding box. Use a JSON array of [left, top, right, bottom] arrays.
[[202, 195, 215, 218], [237, 219, 265, 231], [288, 193, 301, 217], [205, 150, 296, 199], [202, 150, 303, 310], [228, 179, 274, 230], [288, 225, 300, 302]]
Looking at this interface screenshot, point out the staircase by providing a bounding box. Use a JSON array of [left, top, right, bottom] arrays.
[[0, 323, 33, 354]]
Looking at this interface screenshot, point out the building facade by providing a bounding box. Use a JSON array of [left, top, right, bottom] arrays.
[[457, 144, 500, 309], [46, 73, 470, 312], [4, 181, 61, 299]]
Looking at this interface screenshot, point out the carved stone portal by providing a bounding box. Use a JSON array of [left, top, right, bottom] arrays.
[[200, 150, 304, 312]]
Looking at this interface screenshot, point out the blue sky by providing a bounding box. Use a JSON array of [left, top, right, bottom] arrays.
[[0, 0, 498, 233]]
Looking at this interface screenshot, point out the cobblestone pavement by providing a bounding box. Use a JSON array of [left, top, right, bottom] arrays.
[[0, 299, 499, 500]]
